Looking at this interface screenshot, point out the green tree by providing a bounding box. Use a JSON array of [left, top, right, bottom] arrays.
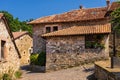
[[0, 11, 32, 34], [111, 1, 120, 30]]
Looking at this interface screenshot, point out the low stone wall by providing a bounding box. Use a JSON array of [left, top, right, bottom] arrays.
[[113, 57, 120, 68], [46, 52, 108, 71], [95, 61, 120, 80]]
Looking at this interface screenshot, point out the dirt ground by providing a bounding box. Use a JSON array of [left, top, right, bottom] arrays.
[[18, 64, 96, 80]]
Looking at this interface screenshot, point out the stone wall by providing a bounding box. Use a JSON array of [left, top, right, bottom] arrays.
[[113, 57, 120, 68], [33, 19, 110, 53], [45, 35, 109, 71], [15, 34, 33, 65], [0, 19, 20, 74], [33, 24, 46, 53], [46, 36, 85, 54], [95, 62, 120, 80]]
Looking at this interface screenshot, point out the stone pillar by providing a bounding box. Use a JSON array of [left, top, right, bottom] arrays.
[[104, 34, 109, 57]]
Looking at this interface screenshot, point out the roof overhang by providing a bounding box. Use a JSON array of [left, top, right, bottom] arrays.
[[42, 25, 111, 37]]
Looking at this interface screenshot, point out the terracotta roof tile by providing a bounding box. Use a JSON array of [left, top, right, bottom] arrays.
[[29, 7, 107, 24], [42, 24, 111, 37], [109, 2, 120, 11], [12, 31, 28, 39]]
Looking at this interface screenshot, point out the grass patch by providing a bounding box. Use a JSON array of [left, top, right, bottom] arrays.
[[2, 73, 12, 80], [14, 71, 22, 79]]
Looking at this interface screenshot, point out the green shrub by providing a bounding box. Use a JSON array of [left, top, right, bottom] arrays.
[[37, 52, 46, 66], [30, 52, 46, 66], [86, 41, 105, 49], [2, 73, 11, 80], [30, 53, 39, 65], [14, 71, 22, 79]]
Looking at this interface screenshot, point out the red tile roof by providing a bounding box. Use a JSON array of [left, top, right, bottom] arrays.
[[12, 31, 28, 39], [42, 24, 111, 37], [29, 7, 107, 24]]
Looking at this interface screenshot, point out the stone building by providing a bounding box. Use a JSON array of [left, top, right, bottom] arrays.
[[28, 1, 116, 71], [95, 2, 120, 80], [0, 13, 20, 74], [13, 31, 33, 65]]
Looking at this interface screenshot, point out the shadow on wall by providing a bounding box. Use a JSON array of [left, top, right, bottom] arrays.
[[20, 65, 46, 73], [82, 66, 97, 80], [87, 73, 97, 80]]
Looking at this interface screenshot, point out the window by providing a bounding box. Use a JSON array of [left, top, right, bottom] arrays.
[[85, 35, 104, 49], [1, 40, 6, 60], [46, 27, 51, 33], [53, 26, 58, 31]]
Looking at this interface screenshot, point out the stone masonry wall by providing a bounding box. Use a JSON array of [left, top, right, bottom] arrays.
[[46, 35, 109, 71], [33, 24, 46, 53], [0, 19, 20, 74], [15, 34, 33, 65], [95, 64, 120, 80], [33, 19, 110, 53]]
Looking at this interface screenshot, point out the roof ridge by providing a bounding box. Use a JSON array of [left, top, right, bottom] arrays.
[[28, 6, 108, 24], [31, 7, 107, 22], [12, 31, 28, 39]]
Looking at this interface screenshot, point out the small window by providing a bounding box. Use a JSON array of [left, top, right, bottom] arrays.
[[53, 26, 58, 31], [46, 27, 51, 33], [1, 40, 6, 59]]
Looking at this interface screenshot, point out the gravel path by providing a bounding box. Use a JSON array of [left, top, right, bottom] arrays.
[[18, 64, 95, 80]]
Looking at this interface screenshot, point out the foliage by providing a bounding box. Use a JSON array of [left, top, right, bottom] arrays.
[[0, 11, 32, 34], [30, 53, 39, 65], [86, 41, 104, 49], [2, 73, 11, 80], [37, 52, 46, 66], [14, 71, 22, 79], [111, 3, 120, 31], [110, 2, 120, 57], [116, 0, 120, 2], [30, 52, 46, 66]]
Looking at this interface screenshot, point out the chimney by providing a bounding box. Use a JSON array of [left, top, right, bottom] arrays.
[[106, 0, 110, 7], [79, 5, 83, 9]]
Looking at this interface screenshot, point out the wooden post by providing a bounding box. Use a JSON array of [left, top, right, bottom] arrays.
[[111, 30, 116, 68]]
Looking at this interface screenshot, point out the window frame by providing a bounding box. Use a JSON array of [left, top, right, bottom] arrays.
[[45, 27, 51, 33], [44, 25, 61, 33], [53, 26, 58, 31]]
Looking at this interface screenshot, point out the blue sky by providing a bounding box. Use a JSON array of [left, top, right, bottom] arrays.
[[0, 0, 115, 21]]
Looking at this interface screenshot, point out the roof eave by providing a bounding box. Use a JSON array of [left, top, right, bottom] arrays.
[[42, 32, 111, 38], [28, 18, 107, 25]]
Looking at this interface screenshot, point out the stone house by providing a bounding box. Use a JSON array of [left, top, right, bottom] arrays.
[[29, 1, 115, 71], [13, 31, 33, 65], [0, 13, 20, 74]]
